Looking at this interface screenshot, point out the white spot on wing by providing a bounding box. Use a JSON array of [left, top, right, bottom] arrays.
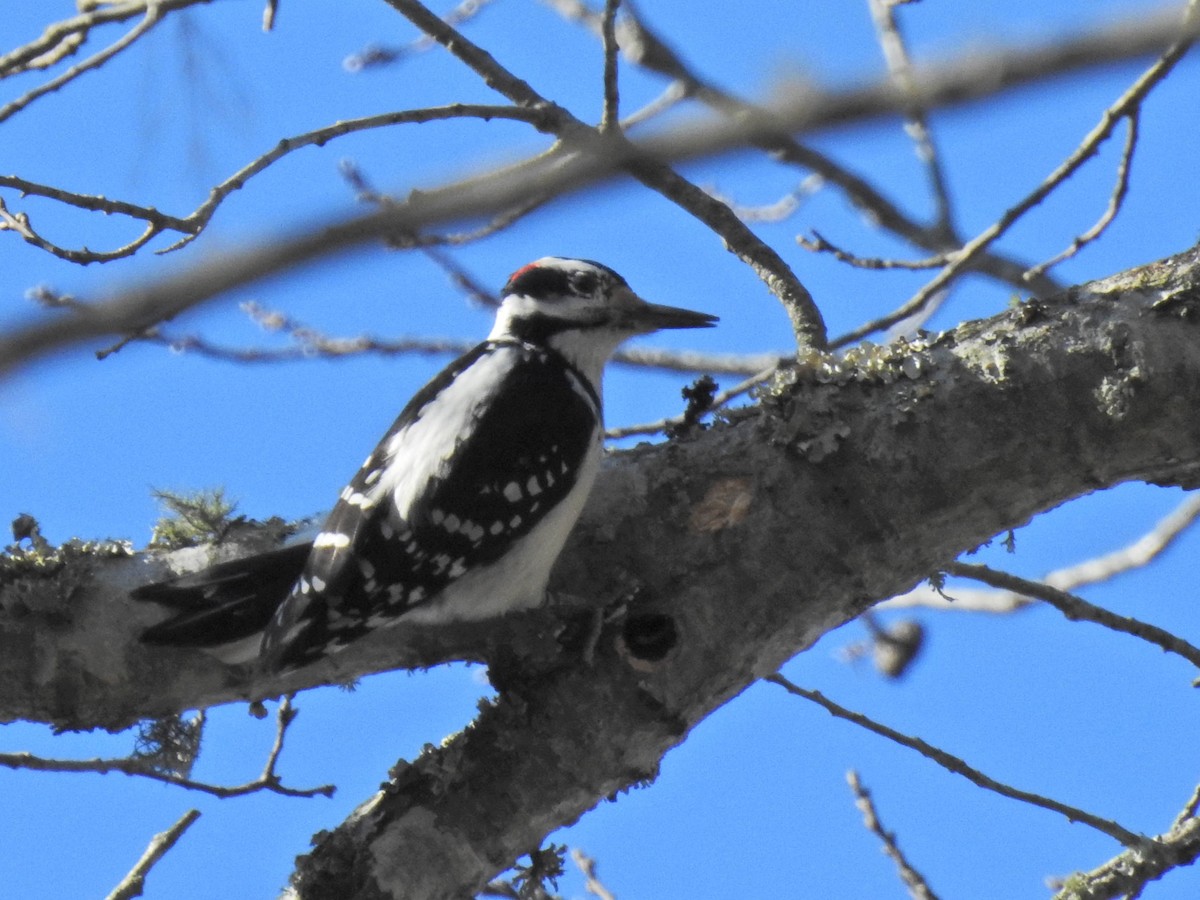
[[503, 482, 522, 502], [314, 531, 350, 549]]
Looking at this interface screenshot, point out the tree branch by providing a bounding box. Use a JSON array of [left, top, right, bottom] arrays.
[[770, 677, 1144, 847], [105, 809, 201, 900], [847, 770, 941, 900]]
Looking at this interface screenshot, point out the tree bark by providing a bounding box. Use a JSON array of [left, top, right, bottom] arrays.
[[3, 247, 1200, 897]]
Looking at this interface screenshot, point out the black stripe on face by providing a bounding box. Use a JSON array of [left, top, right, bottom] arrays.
[[506, 311, 592, 346], [503, 265, 571, 300], [502, 259, 627, 302]]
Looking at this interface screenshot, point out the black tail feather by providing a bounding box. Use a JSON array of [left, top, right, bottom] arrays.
[[137, 542, 312, 649]]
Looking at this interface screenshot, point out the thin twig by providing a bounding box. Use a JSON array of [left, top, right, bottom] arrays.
[[0, 3, 166, 126], [767, 673, 1146, 847], [1171, 782, 1200, 832], [0, 196, 164, 264], [0, 105, 544, 263], [707, 179, 818, 224], [113, 297, 770, 373], [605, 360, 781, 438], [619, 79, 688, 130], [799, 230, 952, 270], [161, 104, 546, 254], [869, 0, 955, 236], [1025, 111, 1140, 280], [946, 561, 1200, 672], [571, 849, 617, 900], [418, 245, 501, 307], [342, 0, 498, 71], [882, 493, 1200, 613], [105, 809, 201, 900], [847, 771, 941, 900], [0, 696, 334, 799], [0, 0, 211, 80]]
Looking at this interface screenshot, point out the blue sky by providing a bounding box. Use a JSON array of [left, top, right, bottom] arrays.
[[3, 0, 1200, 897]]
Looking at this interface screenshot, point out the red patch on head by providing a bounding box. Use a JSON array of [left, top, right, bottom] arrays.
[[508, 261, 540, 281]]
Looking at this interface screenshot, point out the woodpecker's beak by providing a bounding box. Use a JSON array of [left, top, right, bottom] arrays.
[[626, 299, 719, 334]]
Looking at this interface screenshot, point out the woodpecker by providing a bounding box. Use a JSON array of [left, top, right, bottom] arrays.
[[137, 257, 717, 671]]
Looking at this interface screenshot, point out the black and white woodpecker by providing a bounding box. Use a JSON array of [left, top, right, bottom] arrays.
[[137, 257, 718, 671]]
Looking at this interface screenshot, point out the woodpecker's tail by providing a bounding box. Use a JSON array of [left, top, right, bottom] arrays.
[[136, 542, 312, 656]]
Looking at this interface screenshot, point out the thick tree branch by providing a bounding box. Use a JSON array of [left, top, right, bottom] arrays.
[[5, 247, 1200, 896]]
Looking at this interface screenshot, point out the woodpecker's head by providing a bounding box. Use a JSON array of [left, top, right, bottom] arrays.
[[489, 257, 717, 383]]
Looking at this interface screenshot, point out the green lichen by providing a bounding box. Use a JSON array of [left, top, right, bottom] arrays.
[[1, 513, 133, 585], [149, 487, 242, 549]]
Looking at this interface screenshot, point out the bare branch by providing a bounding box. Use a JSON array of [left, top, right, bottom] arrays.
[[342, 0, 498, 72], [600, 0, 622, 132], [605, 360, 780, 438], [868, 0, 955, 236], [109, 295, 765, 373], [1025, 111, 1141, 280], [0, 174, 192, 230], [0, 4, 165, 126], [799, 229, 951, 270], [716, 181, 812, 224], [161, 104, 545, 254], [835, 0, 1200, 347], [0, 0, 212, 80], [0, 105, 544, 263], [0, 696, 334, 799], [571, 849, 617, 900], [767, 674, 1146, 847], [847, 771, 941, 900], [619, 79, 688, 130], [1053, 809, 1200, 900], [105, 809, 201, 900], [0, 196, 164, 264], [946, 561, 1200, 672]]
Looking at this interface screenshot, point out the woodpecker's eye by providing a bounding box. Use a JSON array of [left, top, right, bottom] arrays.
[[570, 271, 599, 295]]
